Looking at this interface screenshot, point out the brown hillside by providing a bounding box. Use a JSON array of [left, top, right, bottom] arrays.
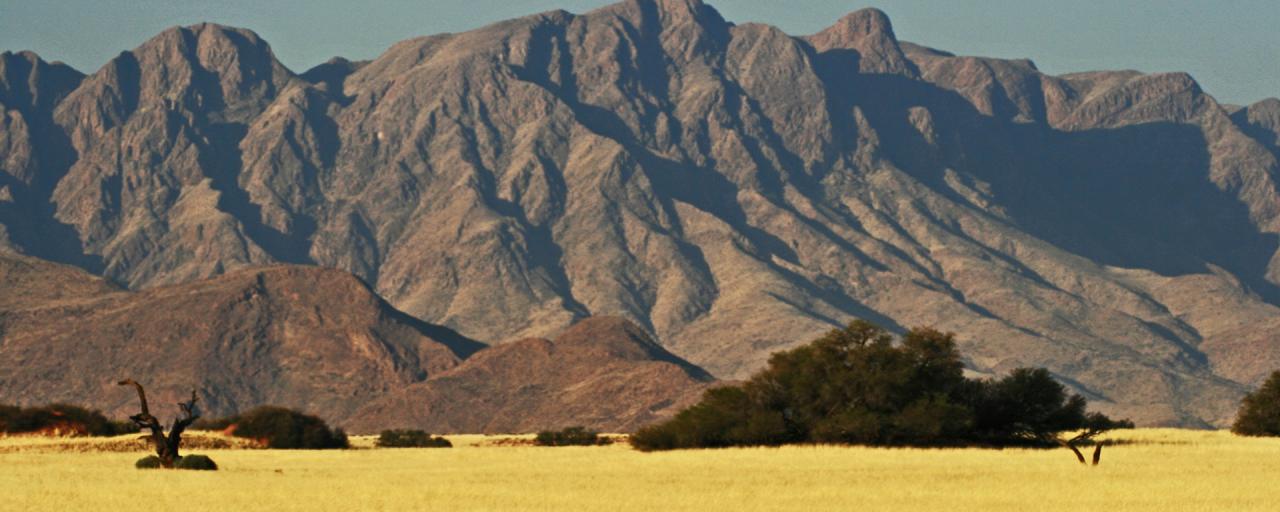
[[347, 316, 714, 433], [0, 255, 482, 423]]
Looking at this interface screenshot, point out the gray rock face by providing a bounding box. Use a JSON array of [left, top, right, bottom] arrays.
[[3, 0, 1280, 426]]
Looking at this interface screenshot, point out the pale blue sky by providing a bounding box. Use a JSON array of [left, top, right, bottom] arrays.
[[1, 0, 1275, 105]]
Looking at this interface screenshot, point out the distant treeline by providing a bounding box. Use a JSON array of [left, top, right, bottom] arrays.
[[632, 321, 1132, 451], [0, 404, 137, 436]]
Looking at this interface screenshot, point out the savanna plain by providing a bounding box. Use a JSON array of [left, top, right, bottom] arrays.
[[2, 429, 1278, 511]]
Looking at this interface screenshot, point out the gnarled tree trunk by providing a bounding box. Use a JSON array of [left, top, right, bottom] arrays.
[[118, 379, 199, 468]]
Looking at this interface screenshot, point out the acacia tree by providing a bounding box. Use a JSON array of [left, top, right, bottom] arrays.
[[117, 379, 200, 468], [966, 367, 1129, 464], [630, 320, 1130, 459], [1233, 371, 1280, 437]]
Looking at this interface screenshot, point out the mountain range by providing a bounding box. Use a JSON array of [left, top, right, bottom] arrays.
[[3, 0, 1280, 428]]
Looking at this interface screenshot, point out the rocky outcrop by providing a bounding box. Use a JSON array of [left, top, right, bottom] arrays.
[[3, 0, 1279, 426]]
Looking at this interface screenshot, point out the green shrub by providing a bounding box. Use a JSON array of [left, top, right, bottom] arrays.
[[376, 429, 452, 448], [175, 454, 218, 470], [535, 426, 602, 446], [1233, 371, 1280, 437], [967, 368, 1132, 445], [135, 454, 219, 470], [205, 406, 348, 449], [631, 320, 1127, 451], [135, 456, 163, 469]]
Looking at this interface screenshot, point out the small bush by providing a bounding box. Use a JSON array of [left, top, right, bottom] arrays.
[[376, 429, 452, 448], [205, 406, 348, 449], [135, 454, 219, 470], [535, 426, 601, 446], [1233, 371, 1280, 436], [175, 454, 218, 470], [135, 456, 163, 469]]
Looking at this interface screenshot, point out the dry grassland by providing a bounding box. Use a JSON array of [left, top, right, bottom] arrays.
[[1, 429, 1278, 511]]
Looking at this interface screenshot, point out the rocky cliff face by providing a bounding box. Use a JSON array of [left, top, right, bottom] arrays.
[[3, 0, 1280, 426]]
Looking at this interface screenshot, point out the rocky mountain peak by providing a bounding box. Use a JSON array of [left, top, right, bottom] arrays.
[[594, 0, 731, 61], [832, 7, 894, 35], [300, 56, 365, 95], [651, 0, 716, 22], [55, 22, 295, 131], [135, 23, 295, 118], [0, 50, 83, 186], [806, 7, 917, 77], [1233, 97, 1280, 151], [1254, 97, 1280, 113], [0, 50, 83, 114], [1054, 71, 1210, 130]]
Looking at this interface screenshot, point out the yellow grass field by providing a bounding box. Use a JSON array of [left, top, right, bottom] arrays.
[[2, 429, 1278, 511]]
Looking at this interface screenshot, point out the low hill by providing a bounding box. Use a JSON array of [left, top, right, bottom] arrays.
[[347, 316, 715, 433], [0, 254, 482, 422], [0, 254, 712, 431]]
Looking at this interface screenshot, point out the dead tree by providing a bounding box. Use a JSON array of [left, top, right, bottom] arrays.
[[118, 379, 200, 468]]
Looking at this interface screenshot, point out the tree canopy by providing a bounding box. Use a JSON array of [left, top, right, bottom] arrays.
[[1233, 370, 1280, 437], [631, 321, 1129, 451]]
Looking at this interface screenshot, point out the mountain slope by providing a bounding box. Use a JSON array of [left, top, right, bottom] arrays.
[[0, 254, 482, 423], [0, 254, 710, 431], [3, 0, 1280, 426]]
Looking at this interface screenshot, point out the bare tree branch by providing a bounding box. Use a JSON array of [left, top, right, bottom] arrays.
[[1059, 439, 1086, 465], [166, 390, 200, 454]]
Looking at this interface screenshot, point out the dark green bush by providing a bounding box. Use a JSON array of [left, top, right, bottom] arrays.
[[135, 454, 219, 470], [191, 416, 234, 431], [631, 320, 1127, 451], [0, 403, 136, 436], [135, 456, 163, 469], [0, 405, 18, 430], [535, 426, 602, 446], [208, 406, 348, 449], [175, 454, 218, 470], [1233, 371, 1280, 437], [967, 368, 1132, 445], [376, 429, 452, 448]]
